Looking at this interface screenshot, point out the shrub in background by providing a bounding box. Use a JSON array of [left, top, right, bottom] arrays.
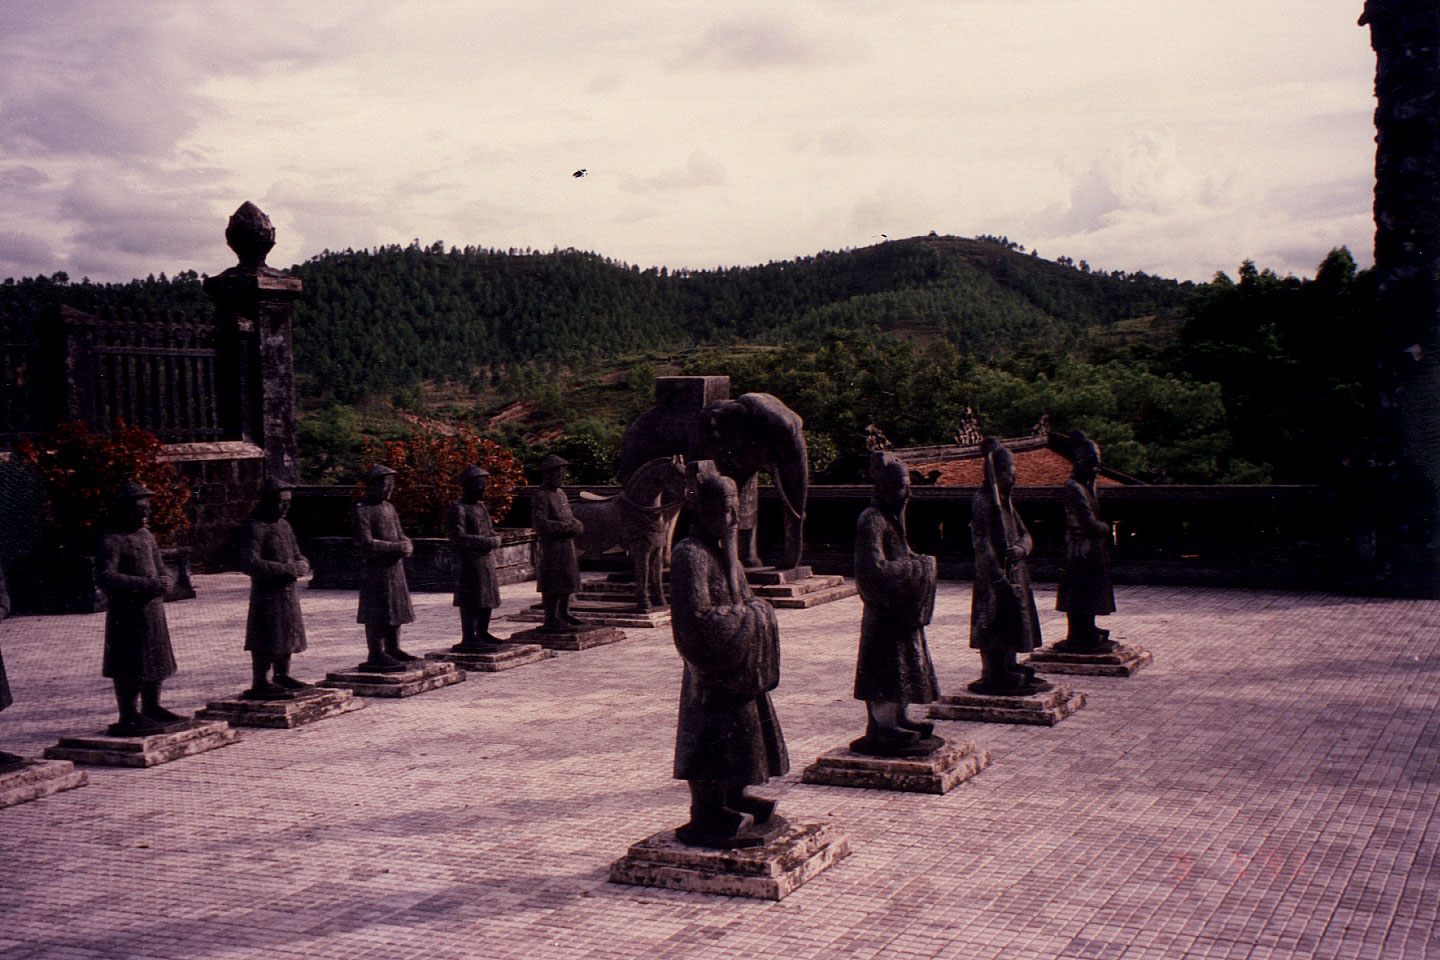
[[361, 422, 526, 537]]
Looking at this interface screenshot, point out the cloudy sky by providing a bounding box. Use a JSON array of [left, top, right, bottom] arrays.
[[1, 0, 1376, 285]]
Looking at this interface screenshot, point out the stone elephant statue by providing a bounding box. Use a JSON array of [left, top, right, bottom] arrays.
[[617, 392, 807, 570]]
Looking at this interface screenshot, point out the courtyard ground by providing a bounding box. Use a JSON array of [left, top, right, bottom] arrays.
[[0, 576, 1436, 960]]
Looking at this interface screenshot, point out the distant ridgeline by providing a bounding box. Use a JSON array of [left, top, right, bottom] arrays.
[[0, 236, 1190, 403]]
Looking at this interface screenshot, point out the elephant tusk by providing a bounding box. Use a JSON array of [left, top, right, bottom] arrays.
[[768, 465, 805, 521]]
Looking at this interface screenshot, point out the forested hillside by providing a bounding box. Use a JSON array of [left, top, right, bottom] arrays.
[[1, 236, 1188, 403], [1, 239, 1373, 486]]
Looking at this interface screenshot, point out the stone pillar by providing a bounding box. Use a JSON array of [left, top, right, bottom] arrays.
[[1361, 2, 1440, 594], [203, 202, 303, 484]]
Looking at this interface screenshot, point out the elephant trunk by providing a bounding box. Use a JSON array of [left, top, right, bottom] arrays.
[[771, 447, 808, 571]]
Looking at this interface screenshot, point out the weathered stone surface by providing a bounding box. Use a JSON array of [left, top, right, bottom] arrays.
[[44, 719, 239, 767], [195, 687, 364, 728], [318, 660, 465, 698], [747, 567, 858, 609], [928, 682, 1086, 726], [511, 599, 670, 629], [1025, 642, 1153, 677], [609, 820, 850, 900], [0, 759, 88, 809], [509, 625, 625, 651], [424, 643, 555, 672], [802, 737, 989, 794]]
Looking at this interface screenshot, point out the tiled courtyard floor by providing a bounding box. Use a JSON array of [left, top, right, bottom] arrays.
[[1, 575, 1437, 960]]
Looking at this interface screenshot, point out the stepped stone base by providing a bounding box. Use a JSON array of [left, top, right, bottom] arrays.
[[319, 660, 465, 698], [801, 737, 990, 794], [928, 682, 1086, 726], [1025, 642, 1153, 677], [44, 719, 239, 768], [196, 687, 364, 728], [512, 599, 670, 629], [425, 643, 555, 672], [610, 820, 850, 900], [0, 759, 89, 808], [588, 567, 857, 611], [509, 624, 625, 651]]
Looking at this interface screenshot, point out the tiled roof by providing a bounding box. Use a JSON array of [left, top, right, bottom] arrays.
[[911, 447, 1122, 487]]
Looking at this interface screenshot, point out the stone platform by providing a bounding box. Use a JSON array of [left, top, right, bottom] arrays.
[[745, 566, 858, 609], [0, 759, 88, 809], [44, 719, 239, 767], [510, 595, 670, 628], [609, 819, 850, 900], [195, 687, 365, 728], [508, 624, 625, 651], [1025, 641, 1153, 677], [928, 681, 1086, 726], [425, 643, 556, 672], [801, 737, 990, 793], [319, 660, 465, 697]]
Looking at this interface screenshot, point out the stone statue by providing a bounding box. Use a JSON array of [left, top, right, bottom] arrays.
[[969, 439, 1047, 695], [240, 478, 313, 698], [450, 464, 504, 650], [0, 564, 18, 770], [1055, 431, 1117, 652], [354, 464, 417, 671], [852, 452, 940, 754], [100, 480, 184, 735], [531, 454, 585, 629], [670, 461, 788, 847]]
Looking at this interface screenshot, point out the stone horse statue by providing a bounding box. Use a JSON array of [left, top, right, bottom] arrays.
[[572, 455, 687, 612]]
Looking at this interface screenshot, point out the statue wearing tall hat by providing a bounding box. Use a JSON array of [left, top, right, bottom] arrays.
[[969, 438, 1047, 695], [852, 451, 940, 754], [353, 464, 417, 670], [531, 454, 585, 630], [450, 464, 504, 650], [669, 460, 788, 847], [1055, 430, 1116, 652], [240, 477, 313, 698], [100, 479, 183, 735]]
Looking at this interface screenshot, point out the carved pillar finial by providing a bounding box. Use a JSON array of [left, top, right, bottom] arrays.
[[225, 202, 276, 271]]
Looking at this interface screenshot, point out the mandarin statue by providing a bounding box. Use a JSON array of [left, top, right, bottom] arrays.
[[100, 480, 185, 735], [353, 464, 417, 670], [531, 454, 585, 629], [449, 464, 504, 650], [1055, 431, 1117, 652], [669, 461, 788, 847], [969, 439, 1048, 695], [240, 478, 314, 698], [851, 452, 941, 755]]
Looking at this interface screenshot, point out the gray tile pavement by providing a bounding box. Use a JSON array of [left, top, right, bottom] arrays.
[[0, 576, 1436, 959]]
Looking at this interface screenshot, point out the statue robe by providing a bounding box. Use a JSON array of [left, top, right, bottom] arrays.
[[531, 487, 582, 594], [0, 565, 10, 712], [449, 500, 502, 608], [242, 516, 309, 656], [669, 536, 789, 784], [1056, 477, 1116, 616], [969, 491, 1042, 653], [353, 500, 415, 625], [853, 504, 940, 703], [99, 527, 178, 681]]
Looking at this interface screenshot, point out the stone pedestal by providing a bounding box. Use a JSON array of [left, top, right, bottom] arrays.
[[928, 682, 1086, 726], [609, 820, 850, 901], [195, 687, 364, 728], [44, 719, 239, 767], [511, 596, 670, 629], [425, 643, 555, 672], [0, 759, 89, 808], [1025, 642, 1152, 677], [319, 660, 465, 698], [747, 566, 858, 609], [508, 624, 625, 651], [801, 737, 990, 794]]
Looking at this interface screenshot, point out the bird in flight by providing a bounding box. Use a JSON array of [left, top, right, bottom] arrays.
[[573, 169, 587, 178]]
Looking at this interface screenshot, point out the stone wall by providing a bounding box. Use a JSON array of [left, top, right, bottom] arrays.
[[163, 441, 265, 572]]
